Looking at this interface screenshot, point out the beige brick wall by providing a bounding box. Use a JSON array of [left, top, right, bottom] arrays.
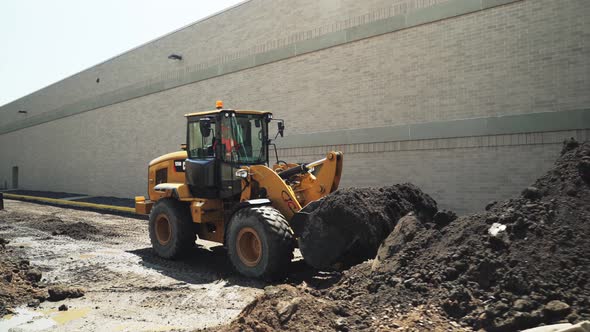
[[0, 0, 451, 124], [277, 129, 590, 214]]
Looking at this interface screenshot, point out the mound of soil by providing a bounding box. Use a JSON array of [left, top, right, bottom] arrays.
[[217, 284, 463, 332], [299, 184, 438, 269], [220, 141, 590, 331], [220, 285, 343, 331], [6, 213, 110, 240], [0, 237, 47, 316], [362, 141, 590, 331], [0, 237, 86, 316], [47, 221, 103, 240]]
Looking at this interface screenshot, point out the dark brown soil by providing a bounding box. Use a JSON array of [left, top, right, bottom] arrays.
[[216, 284, 463, 332], [0, 211, 99, 315], [220, 285, 343, 331], [47, 286, 85, 302], [218, 141, 590, 331], [3, 213, 113, 240], [47, 221, 104, 240], [0, 237, 47, 316], [359, 141, 590, 331], [298, 183, 438, 270]]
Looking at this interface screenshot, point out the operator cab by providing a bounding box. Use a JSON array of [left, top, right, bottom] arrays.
[[184, 101, 274, 199]]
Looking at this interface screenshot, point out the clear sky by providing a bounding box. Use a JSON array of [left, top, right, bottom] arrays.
[[0, 0, 245, 107]]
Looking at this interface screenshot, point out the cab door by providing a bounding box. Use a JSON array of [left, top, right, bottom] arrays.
[[185, 116, 218, 198]]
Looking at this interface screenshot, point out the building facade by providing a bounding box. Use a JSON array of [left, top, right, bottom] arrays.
[[1, 0, 589, 213]]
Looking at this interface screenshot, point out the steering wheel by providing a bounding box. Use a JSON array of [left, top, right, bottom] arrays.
[[258, 129, 264, 141]]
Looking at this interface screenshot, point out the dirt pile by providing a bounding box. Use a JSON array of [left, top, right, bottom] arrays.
[[217, 283, 463, 332], [3, 213, 111, 240], [46, 220, 104, 240], [298, 184, 438, 269], [220, 285, 343, 331], [0, 236, 47, 316], [0, 208, 92, 316], [220, 141, 589, 331], [330, 141, 590, 331], [31, 216, 106, 240]]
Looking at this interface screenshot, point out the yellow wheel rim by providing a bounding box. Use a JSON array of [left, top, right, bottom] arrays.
[[236, 227, 262, 267], [155, 214, 172, 245]]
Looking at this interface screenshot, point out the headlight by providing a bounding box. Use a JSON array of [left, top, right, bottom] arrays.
[[235, 169, 249, 178]]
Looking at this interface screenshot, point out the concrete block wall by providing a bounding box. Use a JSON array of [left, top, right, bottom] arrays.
[[0, 0, 452, 125], [277, 129, 590, 214], [1, 0, 589, 213]]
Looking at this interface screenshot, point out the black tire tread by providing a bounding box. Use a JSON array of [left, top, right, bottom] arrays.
[[227, 206, 294, 279], [149, 198, 195, 259]]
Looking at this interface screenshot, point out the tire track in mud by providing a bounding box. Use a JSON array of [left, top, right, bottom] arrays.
[[0, 200, 264, 331]]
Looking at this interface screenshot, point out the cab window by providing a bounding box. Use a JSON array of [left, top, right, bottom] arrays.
[[220, 114, 267, 164], [188, 119, 215, 159]]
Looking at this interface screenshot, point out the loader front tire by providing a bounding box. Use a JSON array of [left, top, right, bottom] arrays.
[[227, 206, 294, 279], [149, 199, 195, 259]]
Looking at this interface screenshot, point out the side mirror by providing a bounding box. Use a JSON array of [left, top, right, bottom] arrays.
[[180, 143, 187, 151], [199, 118, 212, 137], [277, 121, 285, 138]]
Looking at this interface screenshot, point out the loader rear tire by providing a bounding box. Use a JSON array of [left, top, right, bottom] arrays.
[[227, 206, 294, 280], [149, 198, 195, 259]]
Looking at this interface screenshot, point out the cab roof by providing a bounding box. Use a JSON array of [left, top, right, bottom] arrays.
[[184, 109, 271, 117]]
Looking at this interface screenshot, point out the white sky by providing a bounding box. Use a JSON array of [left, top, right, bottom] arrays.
[[0, 0, 245, 107]]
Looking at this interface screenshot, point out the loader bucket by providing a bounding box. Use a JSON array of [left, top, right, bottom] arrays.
[[290, 198, 323, 237], [292, 197, 358, 270]]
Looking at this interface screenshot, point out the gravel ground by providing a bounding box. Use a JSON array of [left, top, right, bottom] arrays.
[[0, 200, 264, 331]]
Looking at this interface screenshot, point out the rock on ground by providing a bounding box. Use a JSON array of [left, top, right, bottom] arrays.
[[47, 286, 85, 302]]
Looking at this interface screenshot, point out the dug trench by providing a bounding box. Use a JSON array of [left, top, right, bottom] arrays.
[[215, 140, 590, 332]]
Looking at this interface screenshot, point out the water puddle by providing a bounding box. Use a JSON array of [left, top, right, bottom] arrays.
[[0, 307, 55, 331], [0, 306, 90, 331]]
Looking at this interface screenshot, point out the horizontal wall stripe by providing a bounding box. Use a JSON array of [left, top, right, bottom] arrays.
[[276, 129, 590, 158], [0, 0, 522, 136], [275, 109, 590, 149], [406, 0, 481, 27]]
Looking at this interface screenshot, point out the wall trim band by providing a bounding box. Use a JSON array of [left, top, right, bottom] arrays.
[[0, 0, 523, 135], [276, 109, 590, 149]]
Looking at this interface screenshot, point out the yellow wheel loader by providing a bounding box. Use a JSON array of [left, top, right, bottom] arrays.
[[135, 101, 343, 279]]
